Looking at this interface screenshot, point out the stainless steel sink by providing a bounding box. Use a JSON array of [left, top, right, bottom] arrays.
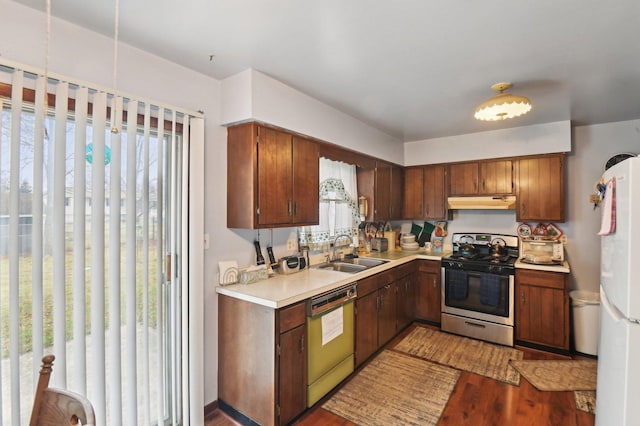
[[313, 257, 388, 273], [340, 258, 388, 268]]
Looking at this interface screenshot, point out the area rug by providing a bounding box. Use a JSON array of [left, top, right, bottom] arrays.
[[393, 327, 523, 385], [323, 350, 460, 426], [574, 390, 596, 414], [509, 360, 597, 391]]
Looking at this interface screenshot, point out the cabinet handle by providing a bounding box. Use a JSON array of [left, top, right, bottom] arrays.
[[293, 201, 297, 216], [288, 200, 293, 216], [300, 335, 304, 353], [432, 279, 437, 288], [521, 291, 525, 303]]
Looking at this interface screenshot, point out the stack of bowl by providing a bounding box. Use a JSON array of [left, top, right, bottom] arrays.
[[400, 234, 419, 251]]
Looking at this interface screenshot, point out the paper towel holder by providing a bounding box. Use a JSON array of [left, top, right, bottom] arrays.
[[358, 196, 368, 221]]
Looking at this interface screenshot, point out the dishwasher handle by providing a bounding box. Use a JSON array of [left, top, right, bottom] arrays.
[[308, 283, 357, 317]]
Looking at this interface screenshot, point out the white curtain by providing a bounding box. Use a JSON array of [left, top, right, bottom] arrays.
[[0, 58, 204, 426], [299, 157, 359, 250]]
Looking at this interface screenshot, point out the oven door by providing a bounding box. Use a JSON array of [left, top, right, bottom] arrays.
[[441, 267, 514, 326]]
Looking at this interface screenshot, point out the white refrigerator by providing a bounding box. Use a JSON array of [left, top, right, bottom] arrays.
[[597, 157, 640, 425]]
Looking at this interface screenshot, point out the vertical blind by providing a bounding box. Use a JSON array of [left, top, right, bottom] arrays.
[[0, 58, 204, 426]]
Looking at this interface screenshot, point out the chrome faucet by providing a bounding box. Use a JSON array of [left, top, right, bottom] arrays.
[[331, 234, 353, 261]]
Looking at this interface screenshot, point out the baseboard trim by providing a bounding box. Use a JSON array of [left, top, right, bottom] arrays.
[[204, 400, 218, 418]]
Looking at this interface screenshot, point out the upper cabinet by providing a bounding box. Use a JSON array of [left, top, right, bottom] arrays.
[[515, 154, 565, 222], [358, 161, 404, 221], [227, 123, 319, 228], [449, 159, 513, 196], [403, 164, 447, 220]]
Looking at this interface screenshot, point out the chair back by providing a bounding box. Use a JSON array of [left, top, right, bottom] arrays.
[[30, 355, 96, 426]]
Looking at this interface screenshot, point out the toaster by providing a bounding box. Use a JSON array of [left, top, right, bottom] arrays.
[[371, 237, 389, 252], [277, 255, 307, 274]]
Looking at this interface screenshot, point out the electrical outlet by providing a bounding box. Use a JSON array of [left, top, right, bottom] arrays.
[[287, 239, 297, 251]]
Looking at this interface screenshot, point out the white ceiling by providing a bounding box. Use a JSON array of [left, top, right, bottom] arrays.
[[13, 0, 640, 141]]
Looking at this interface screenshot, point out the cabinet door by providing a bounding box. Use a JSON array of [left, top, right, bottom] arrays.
[[415, 261, 441, 323], [423, 164, 447, 219], [396, 273, 416, 331], [516, 155, 565, 222], [479, 159, 513, 195], [378, 283, 397, 346], [515, 269, 569, 350], [403, 167, 424, 219], [449, 162, 479, 195], [355, 291, 379, 367], [390, 164, 404, 220], [278, 324, 306, 425], [374, 163, 392, 221], [257, 127, 293, 226], [292, 136, 319, 225]]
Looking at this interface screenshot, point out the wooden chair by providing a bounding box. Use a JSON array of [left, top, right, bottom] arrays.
[[30, 355, 96, 426]]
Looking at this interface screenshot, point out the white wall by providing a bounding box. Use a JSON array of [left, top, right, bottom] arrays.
[[404, 120, 571, 165], [221, 69, 404, 164], [566, 120, 640, 293]]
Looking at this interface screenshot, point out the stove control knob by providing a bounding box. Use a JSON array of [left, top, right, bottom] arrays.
[[489, 265, 501, 273], [456, 262, 463, 268]]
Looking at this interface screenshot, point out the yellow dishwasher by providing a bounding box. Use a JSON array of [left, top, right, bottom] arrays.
[[306, 282, 357, 407]]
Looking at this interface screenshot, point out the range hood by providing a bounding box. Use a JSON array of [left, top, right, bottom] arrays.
[[447, 195, 516, 210]]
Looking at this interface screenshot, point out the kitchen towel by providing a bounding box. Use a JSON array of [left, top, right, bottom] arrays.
[[447, 270, 468, 300], [480, 273, 502, 307]]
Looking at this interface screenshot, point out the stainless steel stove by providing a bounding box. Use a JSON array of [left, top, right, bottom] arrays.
[[441, 233, 519, 346]]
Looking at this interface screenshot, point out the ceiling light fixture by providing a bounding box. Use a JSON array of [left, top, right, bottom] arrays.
[[474, 82, 532, 121]]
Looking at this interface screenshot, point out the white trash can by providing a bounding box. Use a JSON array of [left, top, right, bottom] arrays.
[[570, 290, 600, 355]]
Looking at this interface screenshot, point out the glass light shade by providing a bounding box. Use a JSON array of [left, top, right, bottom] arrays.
[[474, 93, 532, 121]]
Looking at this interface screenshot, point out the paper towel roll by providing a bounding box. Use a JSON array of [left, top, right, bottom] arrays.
[[384, 231, 396, 251]]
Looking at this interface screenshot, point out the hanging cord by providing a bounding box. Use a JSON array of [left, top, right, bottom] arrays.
[[44, 0, 51, 121], [110, 0, 120, 133]]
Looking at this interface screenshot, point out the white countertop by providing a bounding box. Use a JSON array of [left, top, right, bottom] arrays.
[[515, 259, 571, 273], [215, 249, 449, 309]]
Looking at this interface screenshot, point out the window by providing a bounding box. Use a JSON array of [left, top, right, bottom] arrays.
[[0, 63, 203, 426]]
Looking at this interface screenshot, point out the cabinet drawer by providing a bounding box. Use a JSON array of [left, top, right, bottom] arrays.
[[279, 301, 306, 333], [516, 269, 567, 290], [417, 260, 441, 274], [394, 262, 416, 279], [357, 271, 394, 296]]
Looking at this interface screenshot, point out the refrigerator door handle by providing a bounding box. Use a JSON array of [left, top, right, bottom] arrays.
[[601, 285, 625, 322]]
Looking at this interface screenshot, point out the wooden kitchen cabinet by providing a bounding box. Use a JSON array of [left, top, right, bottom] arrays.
[[415, 260, 442, 324], [218, 296, 307, 426], [515, 154, 565, 222], [515, 268, 570, 352], [378, 281, 397, 347], [358, 161, 403, 222], [449, 159, 513, 196], [396, 263, 417, 331], [403, 164, 447, 220], [354, 269, 396, 367], [227, 122, 319, 228]]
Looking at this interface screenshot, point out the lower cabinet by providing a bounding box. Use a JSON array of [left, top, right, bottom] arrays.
[[378, 281, 398, 346], [396, 264, 417, 331], [218, 295, 307, 426], [515, 268, 570, 351], [278, 304, 307, 425], [354, 269, 396, 367], [415, 260, 442, 324]]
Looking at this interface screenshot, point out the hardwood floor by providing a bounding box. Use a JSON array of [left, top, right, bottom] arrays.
[[208, 323, 596, 426]]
